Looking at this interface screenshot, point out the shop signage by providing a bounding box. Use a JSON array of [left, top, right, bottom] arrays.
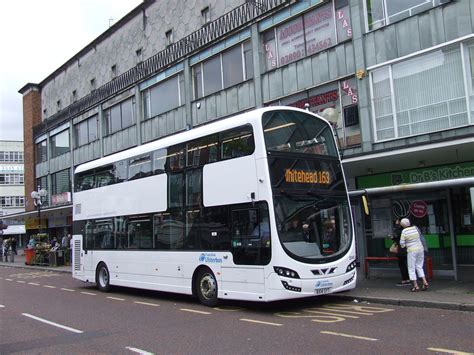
[[48, 216, 69, 228], [52, 192, 71, 206], [25, 218, 48, 230], [357, 161, 474, 188], [409, 200, 428, 218]]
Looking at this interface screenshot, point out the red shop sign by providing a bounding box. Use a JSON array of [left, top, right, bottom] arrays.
[[410, 200, 428, 218]]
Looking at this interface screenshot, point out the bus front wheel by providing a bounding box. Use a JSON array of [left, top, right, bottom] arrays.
[[196, 268, 218, 307], [96, 263, 111, 292]]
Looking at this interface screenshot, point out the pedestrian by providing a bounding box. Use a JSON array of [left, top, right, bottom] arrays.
[[391, 219, 410, 286], [11, 237, 17, 255], [399, 218, 429, 292], [61, 234, 70, 249]]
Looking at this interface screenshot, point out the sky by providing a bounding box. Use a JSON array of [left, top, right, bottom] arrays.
[[0, 0, 143, 141]]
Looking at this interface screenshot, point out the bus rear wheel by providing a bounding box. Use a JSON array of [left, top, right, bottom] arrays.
[[96, 263, 111, 292], [196, 268, 218, 307]]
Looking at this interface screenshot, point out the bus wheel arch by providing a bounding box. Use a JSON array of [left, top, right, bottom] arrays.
[[193, 266, 218, 307], [96, 262, 111, 292]]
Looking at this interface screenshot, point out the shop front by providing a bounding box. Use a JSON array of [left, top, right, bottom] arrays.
[[355, 162, 474, 280]]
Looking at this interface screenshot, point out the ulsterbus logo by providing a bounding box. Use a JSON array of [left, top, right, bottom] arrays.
[[199, 253, 223, 264]]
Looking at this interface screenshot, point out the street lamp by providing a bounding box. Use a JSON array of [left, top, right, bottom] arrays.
[[31, 187, 48, 232]]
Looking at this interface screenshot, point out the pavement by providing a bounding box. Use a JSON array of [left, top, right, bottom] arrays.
[[1, 251, 473, 312]]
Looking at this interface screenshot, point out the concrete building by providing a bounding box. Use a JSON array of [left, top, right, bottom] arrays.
[[0, 140, 26, 244], [10, 0, 474, 278]]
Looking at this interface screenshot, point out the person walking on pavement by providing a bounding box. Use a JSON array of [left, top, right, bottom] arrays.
[[11, 237, 17, 255], [391, 219, 410, 286], [399, 218, 429, 292]]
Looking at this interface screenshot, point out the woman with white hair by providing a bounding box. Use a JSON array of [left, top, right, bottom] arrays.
[[399, 218, 429, 291]]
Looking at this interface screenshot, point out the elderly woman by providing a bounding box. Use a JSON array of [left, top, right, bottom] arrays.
[[399, 218, 429, 292]]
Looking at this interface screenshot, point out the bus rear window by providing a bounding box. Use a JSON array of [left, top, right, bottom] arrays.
[[262, 110, 337, 157]]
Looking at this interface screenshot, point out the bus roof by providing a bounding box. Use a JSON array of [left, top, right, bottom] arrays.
[[74, 106, 326, 174]]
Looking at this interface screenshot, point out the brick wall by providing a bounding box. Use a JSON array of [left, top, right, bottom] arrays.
[[21, 85, 42, 212]]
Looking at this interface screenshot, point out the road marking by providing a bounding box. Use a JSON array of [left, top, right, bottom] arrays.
[[180, 308, 211, 315], [107, 296, 125, 301], [134, 301, 159, 307], [125, 346, 154, 355], [240, 318, 283, 327], [306, 310, 359, 319], [43, 285, 56, 289], [5, 278, 13, 281], [22, 313, 83, 334], [0, 305, 5, 308], [16, 280, 26, 283], [428, 348, 473, 354], [214, 306, 243, 312], [321, 306, 374, 315], [81, 291, 97, 296], [61, 288, 75, 292], [321, 331, 378, 342], [28, 282, 40, 286]]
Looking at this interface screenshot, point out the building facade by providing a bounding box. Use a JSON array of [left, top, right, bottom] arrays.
[[0, 140, 26, 244], [12, 0, 474, 278]]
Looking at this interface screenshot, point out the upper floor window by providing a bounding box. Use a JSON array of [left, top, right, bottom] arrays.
[[74, 115, 99, 148], [0, 151, 24, 162], [36, 140, 48, 163], [201, 7, 210, 25], [262, 1, 352, 71], [166, 29, 173, 46], [0, 196, 25, 207], [50, 129, 70, 158], [193, 40, 253, 99], [0, 174, 24, 185], [365, 0, 450, 31], [371, 41, 474, 141], [143, 74, 184, 120], [51, 169, 71, 195], [104, 97, 135, 135]]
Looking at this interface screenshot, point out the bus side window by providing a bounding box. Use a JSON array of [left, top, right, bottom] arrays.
[[129, 154, 152, 180], [221, 126, 254, 160]]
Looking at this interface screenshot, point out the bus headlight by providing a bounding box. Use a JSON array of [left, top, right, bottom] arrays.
[[274, 266, 300, 279], [346, 261, 357, 272]]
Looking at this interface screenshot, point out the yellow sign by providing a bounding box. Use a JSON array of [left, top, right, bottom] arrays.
[[25, 218, 48, 230], [285, 169, 331, 185]]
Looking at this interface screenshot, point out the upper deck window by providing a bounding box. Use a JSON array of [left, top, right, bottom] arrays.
[[262, 110, 337, 157]]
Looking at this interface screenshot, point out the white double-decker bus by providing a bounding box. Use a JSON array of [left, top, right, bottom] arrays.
[[72, 107, 356, 306]]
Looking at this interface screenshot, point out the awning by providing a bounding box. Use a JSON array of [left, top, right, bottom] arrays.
[[349, 177, 474, 198], [1, 225, 26, 235], [1, 205, 72, 223]]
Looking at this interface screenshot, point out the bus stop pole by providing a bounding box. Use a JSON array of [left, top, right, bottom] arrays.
[[447, 189, 458, 281]]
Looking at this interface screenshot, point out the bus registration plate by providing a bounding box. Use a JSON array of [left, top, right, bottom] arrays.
[[314, 287, 331, 295], [314, 279, 333, 295]]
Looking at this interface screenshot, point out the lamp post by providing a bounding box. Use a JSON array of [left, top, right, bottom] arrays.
[[31, 187, 48, 233]]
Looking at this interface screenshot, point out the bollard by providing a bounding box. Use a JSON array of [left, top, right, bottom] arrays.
[[9, 250, 14, 263]]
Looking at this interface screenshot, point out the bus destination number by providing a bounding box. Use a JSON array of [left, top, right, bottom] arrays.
[[284, 169, 331, 185]]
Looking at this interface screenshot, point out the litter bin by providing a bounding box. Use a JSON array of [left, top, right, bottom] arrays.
[[48, 250, 65, 266], [24, 248, 35, 265]]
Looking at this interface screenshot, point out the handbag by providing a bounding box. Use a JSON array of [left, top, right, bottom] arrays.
[[389, 242, 399, 254]]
